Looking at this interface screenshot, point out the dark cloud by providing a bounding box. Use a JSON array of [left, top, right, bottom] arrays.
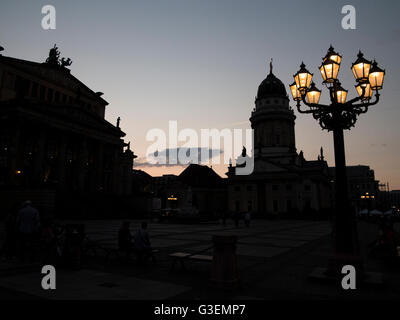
[[134, 147, 223, 168]]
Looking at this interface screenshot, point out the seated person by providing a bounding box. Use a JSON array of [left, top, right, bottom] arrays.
[[118, 222, 133, 260], [369, 223, 398, 259], [379, 224, 397, 257], [134, 222, 152, 263]]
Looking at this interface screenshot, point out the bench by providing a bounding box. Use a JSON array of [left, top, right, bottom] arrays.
[[169, 247, 213, 271], [81, 235, 159, 265]]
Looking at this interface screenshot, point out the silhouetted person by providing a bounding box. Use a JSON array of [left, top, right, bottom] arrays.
[[369, 222, 398, 259], [134, 222, 152, 264], [2, 203, 19, 260], [118, 221, 133, 261], [16, 200, 40, 262]]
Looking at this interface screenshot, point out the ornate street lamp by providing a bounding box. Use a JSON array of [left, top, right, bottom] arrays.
[[355, 83, 373, 101], [293, 62, 313, 94], [289, 46, 385, 277], [290, 82, 302, 101], [305, 82, 321, 104], [323, 45, 342, 65], [369, 61, 385, 90], [351, 51, 372, 84], [320, 58, 340, 84], [334, 82, 348, 104], [320, 46, 342, 84]]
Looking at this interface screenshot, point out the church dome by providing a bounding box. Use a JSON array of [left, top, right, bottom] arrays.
[[256, 72, 287, 99], [256, 61, 287, 100]]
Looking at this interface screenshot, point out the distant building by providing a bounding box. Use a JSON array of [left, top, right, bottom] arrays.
[[124, 169, 155, 216], [152, 174, 180, 191], [152, 164, 226, 216], [0, 46, 135, 217], [227, 66, 332, 218], [328, 165, 380, 211], [377, 189, 400, 211], [389, 190, 400, 208]]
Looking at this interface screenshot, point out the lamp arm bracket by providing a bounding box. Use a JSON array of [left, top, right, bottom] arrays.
[[346, 95, 362, 105], [296, 102, 315, 114], [350, 92, 380, 109], [299, 92, 330, 109]]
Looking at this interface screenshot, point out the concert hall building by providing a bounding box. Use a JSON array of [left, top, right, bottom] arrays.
[[0, 46, 135, 217]]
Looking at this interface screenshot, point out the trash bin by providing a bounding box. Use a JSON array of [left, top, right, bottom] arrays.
[[210, 235, 239, 289]]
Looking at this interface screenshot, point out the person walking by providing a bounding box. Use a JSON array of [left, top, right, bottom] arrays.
[[134, 222, 152, 264], [16, 200, 40, 262]]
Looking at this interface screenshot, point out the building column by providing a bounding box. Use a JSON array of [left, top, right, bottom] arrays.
[[8, 120, 22, 185], [257, 182, 266, 214], [77, 138, 88, 192], [111, 147, 121, 194], [96, 142, 104, 191], [33, 128, 46, 186], [56, 135, 67, 189]]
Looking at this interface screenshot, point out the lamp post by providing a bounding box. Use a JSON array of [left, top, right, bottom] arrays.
[[290, 46, 385, 276]]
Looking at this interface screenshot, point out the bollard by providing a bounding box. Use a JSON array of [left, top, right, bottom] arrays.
[[210, 235, 239, 289]]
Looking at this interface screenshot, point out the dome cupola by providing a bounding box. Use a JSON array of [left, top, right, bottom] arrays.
[[256, 60, 287, 100]]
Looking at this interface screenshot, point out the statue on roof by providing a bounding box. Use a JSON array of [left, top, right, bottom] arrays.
[[45, 44, 73, 67], [61, 57, 72, 67], [46, 44, 60, 65], [269, 58, 273, 74], [320, 147, 325, 161]]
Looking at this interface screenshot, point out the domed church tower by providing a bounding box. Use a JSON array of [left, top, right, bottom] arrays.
[[250, 61, 297, 166], [226, 60, 332, 217]]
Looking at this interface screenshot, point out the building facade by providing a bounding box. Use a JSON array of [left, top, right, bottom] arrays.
[[152, 164, 226, 217], [0, 46, 135, 216], [227, 66, 332, 218]]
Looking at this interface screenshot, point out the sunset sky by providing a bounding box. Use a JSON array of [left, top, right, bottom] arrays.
[[1, 0, 399, 188]]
